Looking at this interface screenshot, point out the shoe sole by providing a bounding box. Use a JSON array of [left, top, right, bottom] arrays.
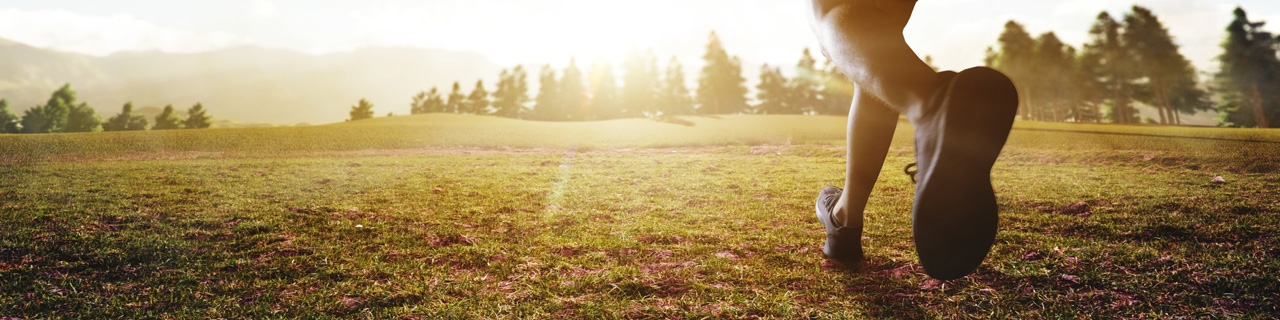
[[912, 67, 1018, 280]]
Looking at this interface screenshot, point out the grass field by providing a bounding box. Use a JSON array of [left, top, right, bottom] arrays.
[[2, 114, 1279, 318]]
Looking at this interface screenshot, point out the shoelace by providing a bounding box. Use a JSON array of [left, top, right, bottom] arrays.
[[822, 192, 839, 211], [904, 163, 918, 183]]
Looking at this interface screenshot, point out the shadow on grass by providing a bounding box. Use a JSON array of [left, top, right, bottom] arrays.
[[826, 257, 931, 318]]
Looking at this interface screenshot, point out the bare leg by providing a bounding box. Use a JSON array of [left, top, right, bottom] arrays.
[[833, 87, 898, 229], [807, 0, 938, 119], [808, 0, 1020, 279], [808, 0, 926, 227]]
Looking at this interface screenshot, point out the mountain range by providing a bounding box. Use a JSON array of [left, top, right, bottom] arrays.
[[0, 37, 501, 125]]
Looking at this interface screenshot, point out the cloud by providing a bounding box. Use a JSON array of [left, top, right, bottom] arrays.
[[0, 8, 242, 56]]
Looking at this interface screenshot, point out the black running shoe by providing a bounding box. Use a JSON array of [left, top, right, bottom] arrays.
[[910, 67, 1018, 280], [816, 186, 863, 263]]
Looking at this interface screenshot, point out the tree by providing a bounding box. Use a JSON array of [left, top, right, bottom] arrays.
[[560, 59, 587, 120], [466, 80, 490, 114], [1095, 12, 1141, 124], [657, 56, 694, 116], [791, 48, 823, 114], [1075, 39, 1109, 123], [588, 61, 621, 119], [21, 84, 76, 133], [184, 103, 212, 129], [103, 102, 148, 131], [1124, 6, 1207, 125], [0, 99, 19, 133], [514, 66, 530, 118], [535, 64, 563, 120], [410, 91, 428, 114], [1215, 7, 1280, 128], [348, 99, 375, 121], [492, 66, 531, 118], [489, 69, 507, 116], [19, 106, 53, 134], [64, 103, 102, 132], [1029, 32, 1075, 122], [152, 104, 183, 130], [446, 82, 466, 114], [991, 21, 1037, 120], [622, 49, 659, 118], [696, 31, 748, 114], [424, 87, 445, 113], [755, 64, 793, 114]]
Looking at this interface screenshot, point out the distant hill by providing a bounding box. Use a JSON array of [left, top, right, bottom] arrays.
[[0, 38, 501, 125]]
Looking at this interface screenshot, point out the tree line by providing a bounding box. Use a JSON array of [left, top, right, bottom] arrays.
[[350, 31, 857, 122], [985, 5, 1279, 128], [354, 6, 1276, 128], [0, 84, 213, 134]]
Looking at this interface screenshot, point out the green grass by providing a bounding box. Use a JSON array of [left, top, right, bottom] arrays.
[[2, 114, 1278, 318]]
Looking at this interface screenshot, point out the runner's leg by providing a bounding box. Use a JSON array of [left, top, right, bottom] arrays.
[[833, 87, 897, 229], [808, 0, 937, 119]]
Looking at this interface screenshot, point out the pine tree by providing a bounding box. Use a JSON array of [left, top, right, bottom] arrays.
[[1030, 32, 1075, 122], [446, 82, 466, 114], [0, 99, 20, 133], [424, 87, 445, 113], [1215, 7, 1280, 128], [492, 66, 531, 118], [791, 48, 822, 114], [696, 31, 748, 114], [1076, 40, 1109, 123], [560, 59, 587, 120], [992, 21, 1037, 120], [152, 104, 183, 130], [644, 53, 662, 117], [622, 49, 659, 118], [1088, 12, 1140, 124], [657, 56, 694, 117], [1124, 6, 1206, 125], [65, 103, 102, 132], [535, 64, 562, 120], [513, 66, 531, 118], [492, 69, 510, 116], [589, 61, 620, 119], [410, 91, 428, 114], [348, 99, 375, 121], [1059, 46, 1092, 122], [183, 103, 212, 129], [466, 80, 490, 115], [104, 102, 148, 131], [755, 64, 792, 114]]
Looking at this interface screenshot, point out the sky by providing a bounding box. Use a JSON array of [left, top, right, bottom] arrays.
[[1, 0, 1279, 77]]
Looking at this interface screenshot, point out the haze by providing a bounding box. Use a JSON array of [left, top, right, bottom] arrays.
[[2, 0, 1279, 125], [3, 0, 1278, 73]]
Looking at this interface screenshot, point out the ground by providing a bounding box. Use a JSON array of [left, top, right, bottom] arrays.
[[1, 114, 1278, 318]]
